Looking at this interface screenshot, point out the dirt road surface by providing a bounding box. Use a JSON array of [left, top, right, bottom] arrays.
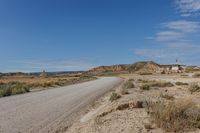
[[0, 77, 122, 133]]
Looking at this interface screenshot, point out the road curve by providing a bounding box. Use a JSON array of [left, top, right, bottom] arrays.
[[0, 77, 122, 133]]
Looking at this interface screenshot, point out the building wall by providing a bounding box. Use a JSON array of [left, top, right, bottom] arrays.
[[171, 66, 179, 71]]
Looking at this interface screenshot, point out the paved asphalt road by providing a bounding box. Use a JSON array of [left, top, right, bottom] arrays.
[[0, 77, 122, 133]]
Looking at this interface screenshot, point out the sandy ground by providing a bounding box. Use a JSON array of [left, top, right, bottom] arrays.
[[0, 77, 122, 133], [67, 73, 200, 133]]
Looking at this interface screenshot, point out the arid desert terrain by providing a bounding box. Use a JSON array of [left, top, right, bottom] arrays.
[[68, 72, 200, 133]]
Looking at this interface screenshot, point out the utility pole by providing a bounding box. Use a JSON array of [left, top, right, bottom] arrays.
[[176, 59, 178, 64]]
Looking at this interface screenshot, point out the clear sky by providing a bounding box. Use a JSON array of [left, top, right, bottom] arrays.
[[0, 0, 200, 72]]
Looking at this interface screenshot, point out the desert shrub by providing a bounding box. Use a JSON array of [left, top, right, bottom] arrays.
[[128, 78, 135, 82], [122, 80, 134, 89], [145, 100, 200, 132], [189, 83, 200, 94], [181, 74, 189, 77], [139, 80, 174, 88], [0, 82, 30, 97], [160, 93, 174, 100], [175, 82, 189, 86], [120, 88, 129, 95], [141, 79, 151, 83], [41, 82, 54, 88], [140, 84, 150, 90], [193, 73, 200, 78], [137, 79, 143, 82], [109, 92, 121, 102], [0, 87, 12, 97], [11, 83, 30, 94], [140, 72, 152, 75], [149, 81, 174, 88], [139, 80, 173, 90]]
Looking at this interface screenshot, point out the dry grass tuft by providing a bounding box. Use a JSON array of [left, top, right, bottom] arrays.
[[120, 80, 135, 95], [193, 73, 200, 78], [109, 92, 121, 102], [140, 80, 173, 90], [140, 84, 150, 90], [175, 82, 189, 86], [122, 80, 135, 89], [139, 80, 174, 88], [189, 83, 200, 94], [145, 100, 200, 132], [160, 93, 174, 100], [149, 81, 174, 88], [139, 72, 152, 75], [0, 82, 30, 97], [180, 74, 189, 77], [120, 88, 129, 95]]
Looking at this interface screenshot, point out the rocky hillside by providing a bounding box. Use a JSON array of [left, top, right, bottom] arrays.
[[88, 61, 161, 74], [128, 61, 161, 73], [88, 65, 128, 74]]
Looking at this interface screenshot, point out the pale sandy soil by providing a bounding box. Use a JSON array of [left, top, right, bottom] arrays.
[[67, 73, 200, 133]]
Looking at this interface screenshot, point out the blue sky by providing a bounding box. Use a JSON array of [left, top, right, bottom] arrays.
[[0, 0, 200, 72]]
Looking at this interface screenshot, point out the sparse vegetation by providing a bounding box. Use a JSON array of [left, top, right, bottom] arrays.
[[109, 92, 121, 102], [175, 82, 189, 86], [140, 84, 150, 90], [141, 79, 153, 83], [180, 74, 189, 77], [140, 81, 173, 91], [189, 83, 200, 94], [96, 72, 119, 77], [193, 73, 200, 78], [0, 82, 30, 97], [119, 79, 135, 95], [145, 100, 200, 132], [0, 75, 96, 97], [137, 79, 143, 82], [185, 68, 200, 73], [128, 78, 135, 81], [160, 93, 174, 100], [149, 81, 174, 87], [139, 72, 152, 75], [122, 80, 135, 89], [120, 88, 129, 95], [138, 79, 174, 88]]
